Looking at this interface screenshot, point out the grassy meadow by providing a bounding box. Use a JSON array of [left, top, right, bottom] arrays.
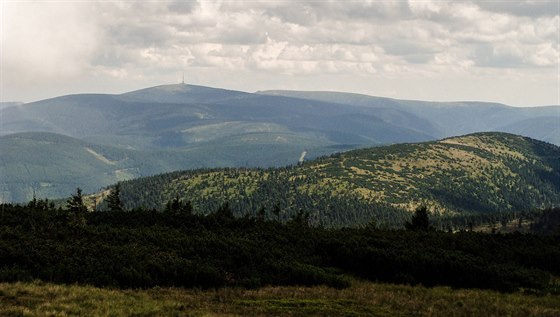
[[1, 280, 559, 317]]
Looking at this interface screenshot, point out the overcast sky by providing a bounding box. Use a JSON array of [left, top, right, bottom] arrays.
[[1, 0, 559, 106]]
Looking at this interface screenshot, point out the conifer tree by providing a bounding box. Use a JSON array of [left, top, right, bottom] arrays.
[[66, 187, 87, 213], [405, 206, 432, 231], [164, 196, 193, 215], [66, 187, 87, 227], [107, 184, 123, 211]]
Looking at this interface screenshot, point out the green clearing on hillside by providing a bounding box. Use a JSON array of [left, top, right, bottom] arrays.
[[1, 280, 559, 317]]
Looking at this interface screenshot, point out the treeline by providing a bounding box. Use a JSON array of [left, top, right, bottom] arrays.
[[1, 202, 559, 293]]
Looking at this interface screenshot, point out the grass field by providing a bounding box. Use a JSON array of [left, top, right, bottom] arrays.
[[1, 280, 559, 317]]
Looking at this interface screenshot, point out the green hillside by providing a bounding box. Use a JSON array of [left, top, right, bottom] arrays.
[[115, 132, 560, 227], [0, 132, 171, 202], [0, 132, 339, 202]]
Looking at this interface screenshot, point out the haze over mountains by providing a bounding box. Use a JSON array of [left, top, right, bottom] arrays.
[[1, 83, 558, 202], [260, 90, 560, 145]]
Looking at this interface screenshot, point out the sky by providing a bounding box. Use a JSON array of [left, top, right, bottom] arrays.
[[1, 0, 559, 106]]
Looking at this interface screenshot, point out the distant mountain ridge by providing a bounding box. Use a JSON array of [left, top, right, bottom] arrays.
[[3, 83, 558, 148], [1, 83, 558, 202], [258, 90, 560, 144], [0, 84, 437, 150]]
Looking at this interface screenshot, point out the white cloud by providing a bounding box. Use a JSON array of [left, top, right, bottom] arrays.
[[2, 1, 99, 84], [1, 0, 558, 106]]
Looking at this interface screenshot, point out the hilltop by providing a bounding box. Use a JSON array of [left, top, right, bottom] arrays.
[[113, 132, 560, 227]]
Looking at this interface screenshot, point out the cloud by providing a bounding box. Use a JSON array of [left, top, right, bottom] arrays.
[[475, 0, 559, 17], [1, 0, 558, 106], [2, 1, 100, 84], [166, 0, 200, 14]]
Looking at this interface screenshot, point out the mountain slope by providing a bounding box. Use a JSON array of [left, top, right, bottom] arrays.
[[2, 85, 557, 150], [119, 83, 250, 103], [499, 116, 560, 146], [0, 132, 172, 202], [114, 132, 560, 227], [259, 90, 560, 145], [0, 84, 437, 151], [0, 132, 341, 202]]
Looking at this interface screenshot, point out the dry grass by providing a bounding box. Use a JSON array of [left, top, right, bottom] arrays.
[[1, 279, 559, 317]]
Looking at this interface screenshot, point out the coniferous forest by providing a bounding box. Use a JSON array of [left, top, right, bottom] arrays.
[[1, 200, 559, 294]]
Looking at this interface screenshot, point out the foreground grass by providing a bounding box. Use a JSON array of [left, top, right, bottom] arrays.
[[1, 280, 559, 317]]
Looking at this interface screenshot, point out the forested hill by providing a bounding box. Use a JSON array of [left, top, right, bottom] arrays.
[[113, 132, 560, 227]]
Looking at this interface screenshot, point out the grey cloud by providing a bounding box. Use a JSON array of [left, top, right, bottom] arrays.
[[262, 4, 318, 26], [167, 0, 199, 13], [260, 1, 413, 27], [211, 27, 268, 45], [309, 1, 412, 21], [402, 53, 435, 64], [340, 1, 412, 20], [108, 24, 174, 46], [91, 47, 132, 68], [473, 43, 528, 68], [93, 0, 557, 72], [383, 40, 439, 54], [475, 0, 559, 17], [208, 13, 271, 45]]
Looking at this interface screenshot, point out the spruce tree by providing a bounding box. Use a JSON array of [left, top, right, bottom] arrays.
[[405, 206, 432, 231], [164, 196, 193, 215], [66, 187, 87, 227], [107, 184, 123, 211], [66, 187, 87, 213]]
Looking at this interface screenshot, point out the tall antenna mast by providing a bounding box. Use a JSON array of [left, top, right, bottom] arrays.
[[182, 72, 185, 84]]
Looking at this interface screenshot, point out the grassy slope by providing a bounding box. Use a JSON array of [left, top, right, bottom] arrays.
[[307, 132, 560, 212], [118, 132, 560, 225], [1, 280, 559, 317]]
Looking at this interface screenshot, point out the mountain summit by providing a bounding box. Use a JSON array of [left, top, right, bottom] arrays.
[[120, 84, 250, 104]]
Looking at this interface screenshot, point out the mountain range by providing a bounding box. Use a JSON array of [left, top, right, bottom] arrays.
[[1, 83, 558, 202]]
